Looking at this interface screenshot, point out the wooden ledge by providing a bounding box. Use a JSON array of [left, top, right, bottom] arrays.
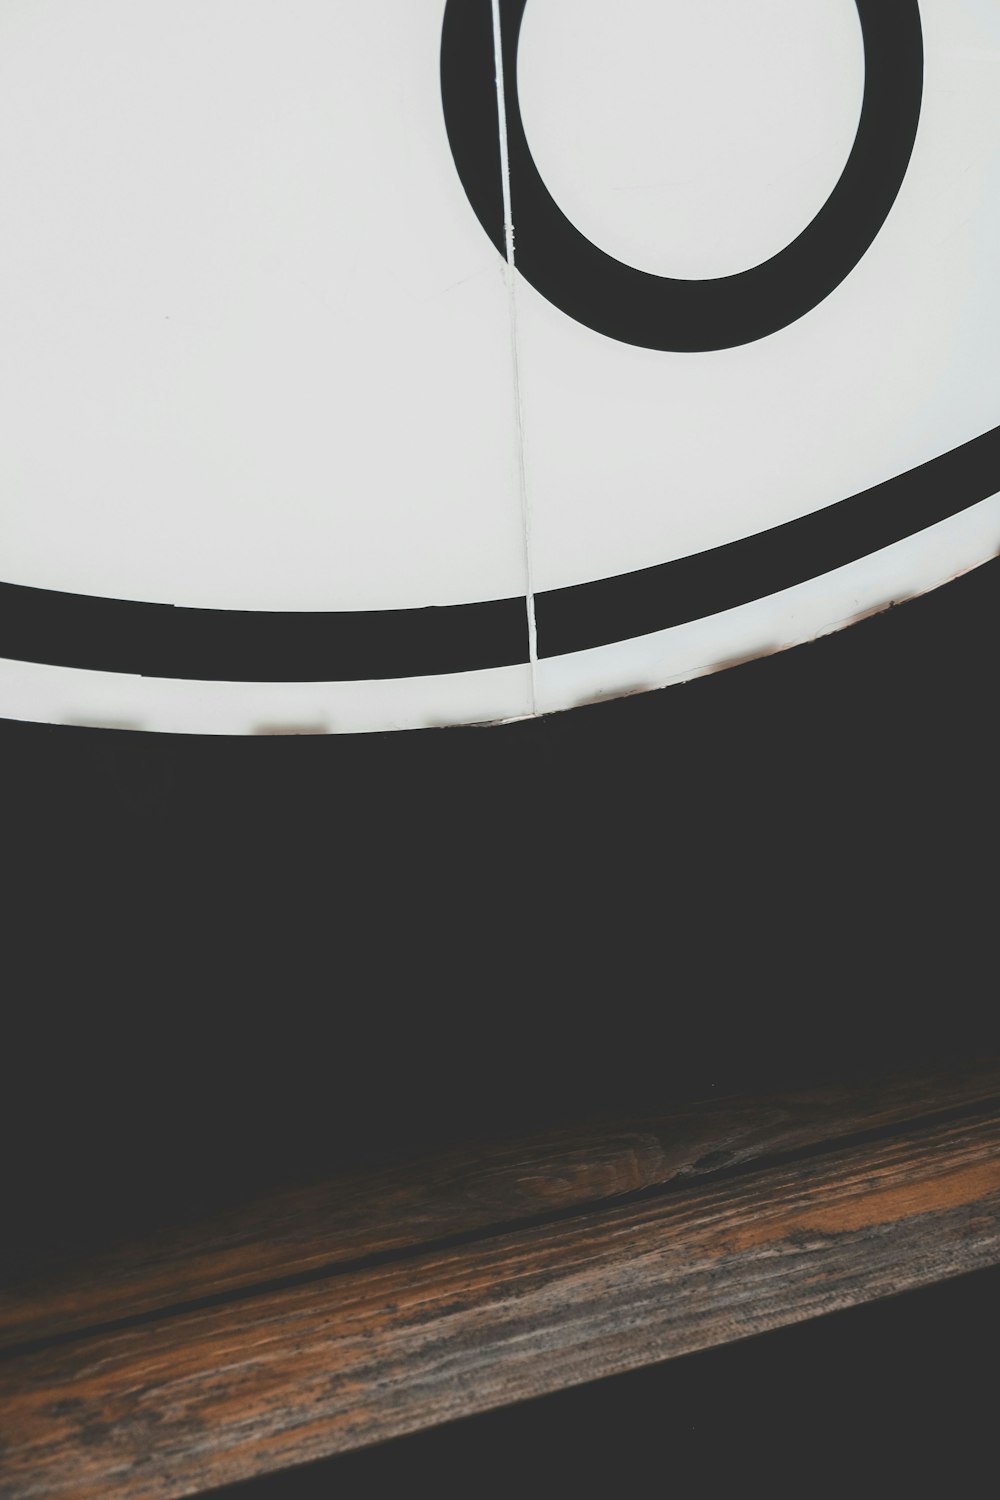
[[2, 1060, 1000, 1498]]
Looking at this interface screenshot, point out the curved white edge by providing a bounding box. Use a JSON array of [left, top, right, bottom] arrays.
[[0, 498, 996, 735], [533, 495, 1000, 718], [0, 660, 535, 737]]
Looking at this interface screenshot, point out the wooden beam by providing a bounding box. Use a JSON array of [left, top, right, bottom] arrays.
[[3, 1058, 997, 1351], [2, 1072, 999, 1499]]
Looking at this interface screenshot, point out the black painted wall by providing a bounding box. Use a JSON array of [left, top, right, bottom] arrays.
[[3, 559, 997, 1263]]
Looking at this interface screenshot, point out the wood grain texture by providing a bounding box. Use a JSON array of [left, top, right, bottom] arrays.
[[3, 1058, 997, 1352], [3, 1100, 1000, 1499]]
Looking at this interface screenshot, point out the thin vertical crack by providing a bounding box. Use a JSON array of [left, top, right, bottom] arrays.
[[491, 0, 538, 707]]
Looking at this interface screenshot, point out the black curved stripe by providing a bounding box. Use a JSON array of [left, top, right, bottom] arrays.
[[535, 424, 1000, 659], [0, 424, 996, 679], [0, 586, 528, 681]]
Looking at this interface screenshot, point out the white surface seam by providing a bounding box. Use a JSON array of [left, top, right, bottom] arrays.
[[491, 0, 538, 712]]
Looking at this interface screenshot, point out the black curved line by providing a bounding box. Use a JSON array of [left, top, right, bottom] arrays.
[[1, 424, 996, 677], [0, 586, 528, 681], [443, 0, 924, 351], [534, 423, 1000, 659]]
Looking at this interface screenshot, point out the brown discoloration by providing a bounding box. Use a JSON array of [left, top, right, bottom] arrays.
[[251, 723, 330, 736], [704, 643, 780, 675], [569, 680, 657, 713], [61, 719, 143, 732], [839, 598, 900, 631], [2, 1084, 1000, 1499], [545, 551, 1000, 721]]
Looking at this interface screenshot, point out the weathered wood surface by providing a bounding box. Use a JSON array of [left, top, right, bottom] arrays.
[[2, 1058, 997, 1352], [2, 1066, 1000, 1500]]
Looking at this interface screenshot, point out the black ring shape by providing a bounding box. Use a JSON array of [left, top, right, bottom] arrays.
[[441, 0, 924, 351]]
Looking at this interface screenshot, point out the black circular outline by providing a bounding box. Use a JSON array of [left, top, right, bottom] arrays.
[[442, 0, 924, 351]]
